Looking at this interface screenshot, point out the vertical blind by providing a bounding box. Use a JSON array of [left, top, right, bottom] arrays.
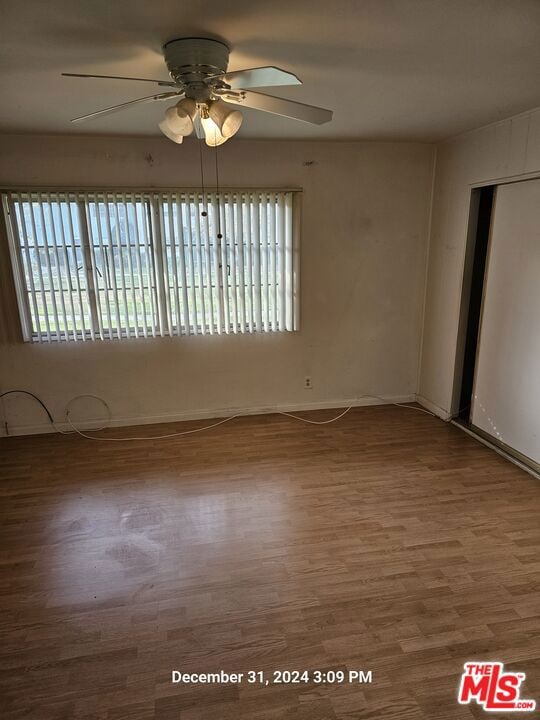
[[2, 189, 299, 342]]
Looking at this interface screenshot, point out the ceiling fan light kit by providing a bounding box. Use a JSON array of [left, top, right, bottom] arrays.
[[158, 96, 243, 145], [63, 37, 333, 145]]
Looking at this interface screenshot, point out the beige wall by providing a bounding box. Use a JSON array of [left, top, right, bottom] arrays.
[[419, 107, 540, 418], [0, 135, 434, 435]]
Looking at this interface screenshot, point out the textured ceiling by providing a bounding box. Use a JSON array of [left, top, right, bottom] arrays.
[[1, 0, 539, 141]]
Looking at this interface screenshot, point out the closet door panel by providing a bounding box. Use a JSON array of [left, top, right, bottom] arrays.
[[471, 178, 540, 465]]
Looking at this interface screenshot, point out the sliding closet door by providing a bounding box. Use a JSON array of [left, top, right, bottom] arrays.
[[471, 178, 540, 465]]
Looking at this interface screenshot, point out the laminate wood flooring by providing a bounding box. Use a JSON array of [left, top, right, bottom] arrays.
[[1, 406, 539, 719]]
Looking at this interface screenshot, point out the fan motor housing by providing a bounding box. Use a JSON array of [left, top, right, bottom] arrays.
[[163, 37, 229, 90]]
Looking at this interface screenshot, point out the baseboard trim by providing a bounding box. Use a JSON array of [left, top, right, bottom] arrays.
[[416, 395, 451, 421], [2, 394, 416, 437]]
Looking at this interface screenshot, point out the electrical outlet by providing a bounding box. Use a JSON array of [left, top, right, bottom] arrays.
[[304, 376, 313, 390]]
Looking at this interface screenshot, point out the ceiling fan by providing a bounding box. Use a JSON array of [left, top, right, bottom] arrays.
[[63, 37, 333, 146]]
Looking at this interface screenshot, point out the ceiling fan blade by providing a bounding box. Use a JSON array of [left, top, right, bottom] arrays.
[[223, 90, 333, 125], [70, 92, 183, 123], [62, 72, 176, 87], [209, 66, 301, 90]]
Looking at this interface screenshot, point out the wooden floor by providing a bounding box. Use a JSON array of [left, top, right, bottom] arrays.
[[1, 406, 539, 719]]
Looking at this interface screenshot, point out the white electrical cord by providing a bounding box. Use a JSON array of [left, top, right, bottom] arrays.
[[357, 393, 436, 417], [52, 394, 111, 435], [66, 410, 241, 441], [62, 392, 434, 441], [2, 390, 435, 442], [279, 406, 353, 425]]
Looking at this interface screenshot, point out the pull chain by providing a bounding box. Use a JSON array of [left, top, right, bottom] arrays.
[[199, 137, 208, 218], [215, 141, 222, 240]]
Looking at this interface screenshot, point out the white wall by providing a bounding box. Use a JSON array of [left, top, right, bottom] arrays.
[[419, 107, 540, 418], [0, 135, 434, 434]]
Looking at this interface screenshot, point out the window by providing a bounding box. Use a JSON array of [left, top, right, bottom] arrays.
[[2, 189, 299, 342]]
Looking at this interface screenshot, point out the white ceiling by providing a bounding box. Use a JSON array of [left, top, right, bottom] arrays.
[[1, 0, 539, 141]]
